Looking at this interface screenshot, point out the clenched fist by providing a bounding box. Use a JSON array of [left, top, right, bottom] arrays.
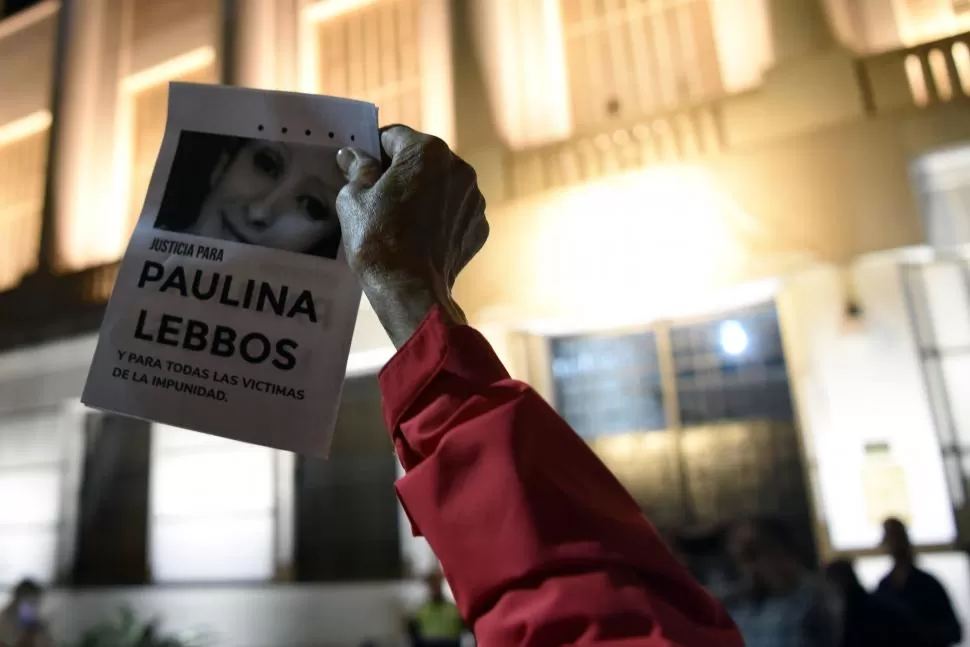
[[335, 125, 489, 348]]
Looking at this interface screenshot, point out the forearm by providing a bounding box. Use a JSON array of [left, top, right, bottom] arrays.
[[379, 307, 742, 646]]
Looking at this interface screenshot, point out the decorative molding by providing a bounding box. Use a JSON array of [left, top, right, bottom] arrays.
[[504, 103, 726, 201]]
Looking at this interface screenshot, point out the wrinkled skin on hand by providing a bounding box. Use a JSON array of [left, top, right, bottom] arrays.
[[335, 125, 489, 348]]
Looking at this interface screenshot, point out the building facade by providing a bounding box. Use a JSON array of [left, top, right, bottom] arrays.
[[1, 0, 970, 645]]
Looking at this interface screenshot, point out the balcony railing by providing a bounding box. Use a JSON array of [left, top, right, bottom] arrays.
[[505, 103, 725, 200], [857, 32, 970, 114]]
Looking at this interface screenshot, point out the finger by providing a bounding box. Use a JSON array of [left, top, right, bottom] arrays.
[[336, 147, 382, 188], [379, 124, 423, 159]]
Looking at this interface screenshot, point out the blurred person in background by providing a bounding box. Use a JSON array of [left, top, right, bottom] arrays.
[[721, 517, 839, 647], [334, 124, 743, 646], [878, 517, 962, 647], [825, 558, 921, 647], [0, 580, 53, 647], [406, 572, 464, 647]]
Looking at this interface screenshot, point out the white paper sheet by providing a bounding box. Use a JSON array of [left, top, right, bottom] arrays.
[[82, 83, 380, 457]]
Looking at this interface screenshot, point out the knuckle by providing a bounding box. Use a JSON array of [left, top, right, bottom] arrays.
[[454, 158, 479, 187], [416, 134, 451, 159]]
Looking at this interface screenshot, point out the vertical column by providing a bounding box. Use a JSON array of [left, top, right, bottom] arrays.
[[36, 0, 74, 272], [52, 0, 127, 271], [767, 0, 837, 63], [222, 0, 278, 88]]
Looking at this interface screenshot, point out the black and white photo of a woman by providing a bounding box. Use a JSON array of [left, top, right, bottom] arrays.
[[155, 130, 343, 260]]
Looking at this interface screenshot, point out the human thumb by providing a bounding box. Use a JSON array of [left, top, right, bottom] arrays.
[[336, 147, 382, 187]]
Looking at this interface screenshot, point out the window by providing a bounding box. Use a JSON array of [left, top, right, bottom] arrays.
[[550, 332, 666, 438], [902, 258, 970, 513], [0, 408, 66, 586], [911, 145, 970, 248], [305, 0, 453, 140], [471, 0, 769, 148], [122, 53, 216, 231], [560, 0, 721, 128], [295, 374, 401, 581], [671, 304, 793, 425], [0, 113, 49, 292], [539, 301, 812, 551], [73, 412, 151, 586], [150, 426, 276, 582]]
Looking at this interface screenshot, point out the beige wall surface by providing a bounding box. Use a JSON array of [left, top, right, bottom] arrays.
[[0, 2, 56, 125]]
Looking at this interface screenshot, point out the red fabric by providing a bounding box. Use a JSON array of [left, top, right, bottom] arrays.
[[379, 307, 743, 647]]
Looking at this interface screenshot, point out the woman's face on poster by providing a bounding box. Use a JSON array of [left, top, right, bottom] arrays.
[[194, 140, 341, 254]]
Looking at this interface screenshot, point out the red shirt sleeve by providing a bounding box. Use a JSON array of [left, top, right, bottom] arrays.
[[379, 307, 743, 647]]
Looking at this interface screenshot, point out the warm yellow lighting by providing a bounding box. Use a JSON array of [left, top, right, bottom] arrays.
[[120, 47, 216, 95], [928, 48, 953, 101], [905, 54, 930, 106], [470, 0, 571, 148], [709, 0, 773, 91], [504, 165, 753, 327], [301, 0, 455, 143], [893, 0, 970, 47], [303, 0, 380, 24], [0, 111, 51, 148], [952, 41, 970, 94], [0, 112, 49, 292]]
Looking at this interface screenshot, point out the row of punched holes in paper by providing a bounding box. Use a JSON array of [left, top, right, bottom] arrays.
[[257, 124, 356, 142]]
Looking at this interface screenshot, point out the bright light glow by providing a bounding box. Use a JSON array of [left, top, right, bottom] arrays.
[[718, 320, 749, 356], [470, 0, 571, 148], [708, 0, 773, 91], [303, 0, 380, 23], [477, 164, 753, 328], [0, 111, 51, 148], [302, 0, 455, 143], [150, 425, 276, 582], [120, 46, 216, 95], [0, 111, 49, 292], [0, 409, 65, 585], [782, 261, 957, 551], [891, 0, 970, 48]]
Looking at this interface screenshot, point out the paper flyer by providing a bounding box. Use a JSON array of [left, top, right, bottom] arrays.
[[82, 83, 380, 457]]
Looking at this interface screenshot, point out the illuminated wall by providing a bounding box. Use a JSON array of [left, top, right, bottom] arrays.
[[57, 0, 220, 271], [0, 2, 56, 289], [828, 0, 970, 51], [301, 0, 454, 144], [0, 114, 49, 291], [471, 0, 773, 149]]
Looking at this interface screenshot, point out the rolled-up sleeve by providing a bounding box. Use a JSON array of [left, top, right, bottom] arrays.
[[379, 307, 743, 647]]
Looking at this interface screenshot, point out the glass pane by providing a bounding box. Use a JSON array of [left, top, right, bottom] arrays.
[[0, 527, 57, 586], [672, 303, 793, 425], [151, 443, 274, 518], [153, 423, 249, 451], [550, 331, 666, 438], [0, 409, 63, 468], [0, 470, 61, 525], [942, 353, 970, 448], [150, 516, 274, 582], [925, 356, 959, 447], [923, 263, 970, 349]]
